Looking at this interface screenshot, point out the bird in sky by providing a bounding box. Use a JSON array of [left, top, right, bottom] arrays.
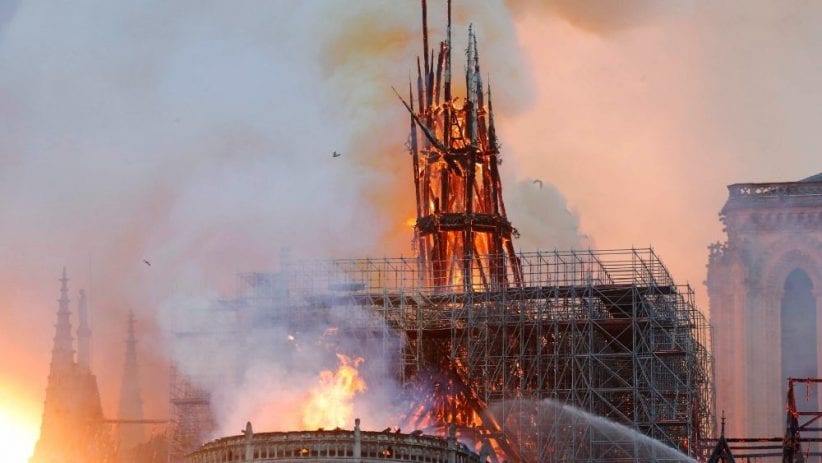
[[332, 151, 342, 158], [142, 259, 151, 266], [533, 179, 543, 189]]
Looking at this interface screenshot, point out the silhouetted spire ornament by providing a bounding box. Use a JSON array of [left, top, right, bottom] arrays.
[[76, 289, 91, 371], [31, 269, 113, 463], [117, 310, 145, 457], [50, 267, 75, 373], [487, 83, 498, 153], [707, 411, 736, 463]]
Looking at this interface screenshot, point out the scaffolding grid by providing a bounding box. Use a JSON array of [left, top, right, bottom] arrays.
[[169, 248, 713, 462], [168, 366, 216, 463]]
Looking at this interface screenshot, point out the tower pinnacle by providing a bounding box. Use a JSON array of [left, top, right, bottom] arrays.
[[76, 289, 91, 371], [117, 310, 145, 455], [50, 267, 74, 373], [32, 269, 113, 463]]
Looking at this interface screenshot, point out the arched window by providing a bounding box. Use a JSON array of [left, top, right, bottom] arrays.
[[781, 268, 817, 415]]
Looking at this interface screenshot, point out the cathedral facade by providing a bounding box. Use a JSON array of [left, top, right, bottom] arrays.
[[708, 173, 822, 437]]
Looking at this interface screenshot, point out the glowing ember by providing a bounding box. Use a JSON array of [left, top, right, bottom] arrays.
[[301, 354, 366, 430]]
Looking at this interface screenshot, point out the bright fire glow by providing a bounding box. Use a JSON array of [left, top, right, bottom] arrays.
[[0, 397, 40, 463], [301, 354, 366, 430]]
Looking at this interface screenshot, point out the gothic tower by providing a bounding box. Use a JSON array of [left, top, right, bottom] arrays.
[[708, 173, 822, 437], [116, 311, 145, 458], [50, 268, 74, 372], [77, 289, 91, 371], [30, 269, 113, 463]]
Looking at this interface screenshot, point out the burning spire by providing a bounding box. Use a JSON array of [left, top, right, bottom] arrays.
[[398, 0, 522, 291]]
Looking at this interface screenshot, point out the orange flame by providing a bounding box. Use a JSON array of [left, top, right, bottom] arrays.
[[301, 354, 366, 430]]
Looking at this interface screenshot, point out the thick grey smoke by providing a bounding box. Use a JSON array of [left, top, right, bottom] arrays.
[[0, 0, 19, 37], [163, 290, 404, 435], [0, 0, 585, 444], [505, 179, 590, 250], [505, 0, 662, 34], [3, 2, 821, 460], [0, 0, 391, 423]]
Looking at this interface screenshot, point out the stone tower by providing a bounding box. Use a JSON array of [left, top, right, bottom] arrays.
[[77, 289, 92, 371], [116, 311, 145, 459], [30, 269, 113, 463], [708, 173, 822, 437]]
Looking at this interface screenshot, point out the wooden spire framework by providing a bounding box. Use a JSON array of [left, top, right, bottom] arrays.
[[399, 0, 522, 292]]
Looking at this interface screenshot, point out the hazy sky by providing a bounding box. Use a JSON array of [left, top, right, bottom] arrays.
[[0, 1, 819, 459]]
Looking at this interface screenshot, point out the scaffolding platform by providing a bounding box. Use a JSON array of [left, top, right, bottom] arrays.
[[170, 248, 713, 462]]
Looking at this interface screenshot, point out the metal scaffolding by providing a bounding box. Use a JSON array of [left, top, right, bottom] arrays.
[[710, 378, 822, 462], [168, 4, 712, 461], [168, 248, 713, 462], [168, 366, 215, 463]]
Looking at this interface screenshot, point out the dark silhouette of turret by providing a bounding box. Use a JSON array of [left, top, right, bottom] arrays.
[[707, 412, 736, 463], [76, 289, 91, 371], [30, 269, 113, 463], [50, 268, 75, 372], [117, 311, 145, 458]]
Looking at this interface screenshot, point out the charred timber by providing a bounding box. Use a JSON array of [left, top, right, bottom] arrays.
[[416, 213, 515, 234], [401, 0, 522, 291]]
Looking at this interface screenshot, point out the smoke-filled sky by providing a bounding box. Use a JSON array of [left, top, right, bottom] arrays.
[[0, 1, 819, 460]]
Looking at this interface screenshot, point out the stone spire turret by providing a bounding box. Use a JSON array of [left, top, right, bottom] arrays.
[[49, 267, 74, 373], [76, 289, 91, 371], [32, 269, 114, 463], [116, 311, 145, 455]]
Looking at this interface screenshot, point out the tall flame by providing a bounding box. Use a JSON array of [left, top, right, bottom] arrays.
[[301, 354, 367, 430]]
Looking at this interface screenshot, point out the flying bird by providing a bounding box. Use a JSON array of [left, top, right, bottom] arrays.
[[533, 179, 543, 189], [142, 259, 151, 266], [332, 151, 342, 158]]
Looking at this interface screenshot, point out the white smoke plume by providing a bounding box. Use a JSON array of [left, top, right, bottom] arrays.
[[15, 0, 822, 455], [0, 1, 588, 441], [504, 179, 591, 251], [164, 292, 405, 435]]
